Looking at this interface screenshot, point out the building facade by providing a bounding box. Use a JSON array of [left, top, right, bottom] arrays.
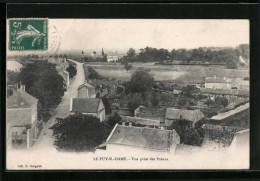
[[6, 88, 39, 148]]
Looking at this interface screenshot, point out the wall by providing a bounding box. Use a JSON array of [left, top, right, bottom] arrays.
[[205, 82, 232, 89]]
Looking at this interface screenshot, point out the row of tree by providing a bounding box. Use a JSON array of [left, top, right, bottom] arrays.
[[120, 44, 249, 69]]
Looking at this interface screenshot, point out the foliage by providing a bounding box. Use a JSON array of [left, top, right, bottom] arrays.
[[204, 99, 215, 107], [215, 97, 228, 107], [226, 57, 238, 69], [127, 68, 154, 93], [7, 70, 20, 86], [66, 64, 77, 79], [107, 112, 122, 127], [51, 114, 111, 151], [88, 67, 106, 79], [19, 61, 65, 112], [102, 97, 112, 114], [119, 44, 248, 68], [127, 48, 136, 58], [124, 61, 133, 72], [168, 120, 204, 146], [181, 85, 200, 99]]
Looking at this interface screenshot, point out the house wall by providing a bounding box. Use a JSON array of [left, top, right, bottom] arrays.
[[78, 88, 96, 98], [205, 82, 232, 89], [97, 101, 105, 122], [78, 88, 89, 98]]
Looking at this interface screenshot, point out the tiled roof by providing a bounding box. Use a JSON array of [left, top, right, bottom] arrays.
[[165, 108, 205, 122], [71, 98, 101, 113], [107, 125, 179, 151], [121, 116, 161, 126], [7, 89, 38, 109], [136, 106, 166, 121], [200, 88, 249, 96]]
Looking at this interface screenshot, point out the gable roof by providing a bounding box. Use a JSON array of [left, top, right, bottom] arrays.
[[7, 89, 38, 109], [135, 106, 166, 121], [78, 82, 95, 90], [71, 98, 102, 113], [165, 108, 205, 122], [106, 124, 178, 151]]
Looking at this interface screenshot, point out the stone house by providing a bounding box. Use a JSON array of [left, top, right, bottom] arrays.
[[70, 98, 105, 122], [164, 108, 205, 127], [6, 88, 40, 148], [77, 82, 96, 98]]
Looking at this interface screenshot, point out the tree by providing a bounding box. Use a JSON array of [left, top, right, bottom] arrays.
[[226, 57, 238, 69], [102, 97, 112, 114], [168, 120, 204, 146], [19, 61, 66, 115], [127, 48, 136, 58], [66, 64, 77, 79], [124, 61, 133, 72], [107, 112, 122, 127], [181, 85, 200, 99], [151, 92, 160, 106], [215, 97, 228, 108], [128, 68, 154, 93], [7, 70, 20, 85], [50, 114, 111, 151]]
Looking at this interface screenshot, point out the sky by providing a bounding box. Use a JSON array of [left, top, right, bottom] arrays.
[[49, 19, 249, 53]]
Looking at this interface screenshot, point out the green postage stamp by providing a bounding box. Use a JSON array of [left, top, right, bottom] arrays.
[[9, 19, 48, 51]]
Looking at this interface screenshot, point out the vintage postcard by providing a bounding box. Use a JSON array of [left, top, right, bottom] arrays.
[[6, 19, 249, 170]]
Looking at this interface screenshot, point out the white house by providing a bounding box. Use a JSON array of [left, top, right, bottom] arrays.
[[107, 55, 119, 62], [70, 98, 105, 122], [77, 82, 96, 98], [205, 76, 242, 90]]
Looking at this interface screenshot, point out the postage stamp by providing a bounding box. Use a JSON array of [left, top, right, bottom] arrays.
[[9, 19, 48, 51]]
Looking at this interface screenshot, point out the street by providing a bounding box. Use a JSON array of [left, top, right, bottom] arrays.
[[32, 59, 85, 151]]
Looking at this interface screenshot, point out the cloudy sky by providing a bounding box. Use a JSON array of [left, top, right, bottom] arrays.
[[49, 19, 249, 52]]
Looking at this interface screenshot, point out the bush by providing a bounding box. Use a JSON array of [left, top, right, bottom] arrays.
[[51, 114, 111, 152], [107, 112, 122, 127]]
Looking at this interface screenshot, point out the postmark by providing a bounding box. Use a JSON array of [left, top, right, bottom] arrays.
[[9, 19, 48, 51]]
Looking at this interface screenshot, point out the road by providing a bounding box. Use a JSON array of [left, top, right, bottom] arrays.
[[32, 59, 85, 151]]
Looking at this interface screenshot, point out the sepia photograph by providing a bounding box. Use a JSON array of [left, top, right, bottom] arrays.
[[6, 19, 249, 170]]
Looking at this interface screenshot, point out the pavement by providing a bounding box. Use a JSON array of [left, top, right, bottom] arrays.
[[32, 59, 85, 151]]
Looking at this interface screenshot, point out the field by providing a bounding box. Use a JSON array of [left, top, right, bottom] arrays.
[[84, 62, 249, 83]]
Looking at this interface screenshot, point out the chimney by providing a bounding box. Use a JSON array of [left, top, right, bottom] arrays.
[[223, 77, 226, 80], [214, 75, 216, 78], [129, 122, 132, 127], [122, 122, 125, 126]]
